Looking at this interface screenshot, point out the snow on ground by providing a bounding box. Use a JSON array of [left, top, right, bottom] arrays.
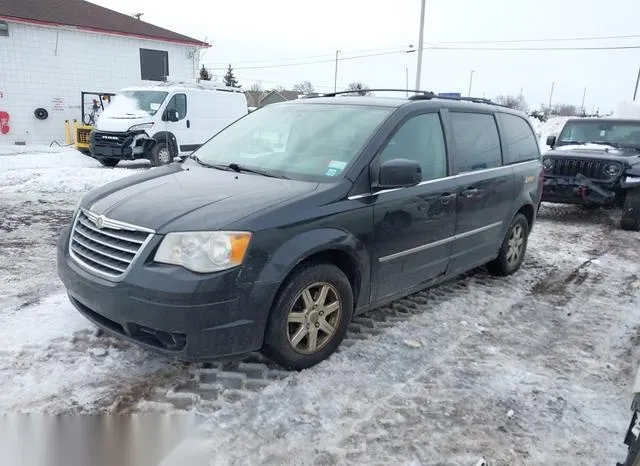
[[1, 147, 640, 464]]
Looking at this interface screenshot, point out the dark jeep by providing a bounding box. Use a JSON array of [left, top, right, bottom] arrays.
[[542, 118, 640, 230]]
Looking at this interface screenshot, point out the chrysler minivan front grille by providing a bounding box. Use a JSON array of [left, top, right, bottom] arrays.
[[69, 210, 153, 279]]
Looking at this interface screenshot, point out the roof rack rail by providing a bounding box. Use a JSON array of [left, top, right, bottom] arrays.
[[301, 89, 435, 98], [302, 89, 508, 108]]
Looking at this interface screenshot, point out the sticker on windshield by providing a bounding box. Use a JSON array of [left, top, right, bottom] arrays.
[[150, 103, 160, 111], [326, 168, 339, 176], [328, 160, 347, 170]]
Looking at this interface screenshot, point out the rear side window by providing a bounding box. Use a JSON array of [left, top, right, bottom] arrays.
[[449, 112, 502, 174], [498, 113, 540, 164]]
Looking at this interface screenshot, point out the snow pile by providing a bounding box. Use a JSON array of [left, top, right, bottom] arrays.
[[538, 116, 570, 152], [100, 94, 148, 119], [0, 147, 146, 194], [611, 101, 640, 119], [528, 117, 543, 138]]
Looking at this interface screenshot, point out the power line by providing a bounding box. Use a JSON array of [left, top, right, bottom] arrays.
[[203, 46, 411, 66], [429, 44, 640, 51], [434, 33, 640, 45], [203, 49, 415, 71], [202, 33, 640, 70], [204, 43, 640, 72]]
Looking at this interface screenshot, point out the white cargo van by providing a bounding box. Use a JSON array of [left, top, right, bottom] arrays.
[[89, 81, 248, 167]]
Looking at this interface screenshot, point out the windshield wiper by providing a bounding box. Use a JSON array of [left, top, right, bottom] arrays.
[[202, 162, 286, 179], [587, 140, 621, 149]]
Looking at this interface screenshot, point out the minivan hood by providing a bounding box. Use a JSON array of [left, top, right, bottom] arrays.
[[85, 163, 319, 232], [95, 116, 153, 132]]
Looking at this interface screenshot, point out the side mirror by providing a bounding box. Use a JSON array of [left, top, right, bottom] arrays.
[[376, 159, 422, 189], [546, 135, 556, 147], [164, 108, 179, 122]]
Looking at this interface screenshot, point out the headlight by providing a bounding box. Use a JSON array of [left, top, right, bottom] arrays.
[[543, 158, 553, 171], [154, 231, 252, 273], [605, 163, 620, 176], [128, 122, 154, 132]]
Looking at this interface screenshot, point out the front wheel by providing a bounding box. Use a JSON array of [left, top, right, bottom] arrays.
[[150, 142, 174, 167], [486, 213, 530, 276], [621, 189, 640, 231], [263, 263, 353, 370]]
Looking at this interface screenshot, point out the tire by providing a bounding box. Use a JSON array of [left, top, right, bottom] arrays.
[[97, 158, 119, 167], [150, 142, 174, 167], [263, 263, 354, 370], [621, 189, 640, 231], [486, 213, 530, 276]]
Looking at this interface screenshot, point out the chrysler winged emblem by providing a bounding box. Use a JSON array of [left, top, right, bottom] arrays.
[[94, 215, 106, 229]]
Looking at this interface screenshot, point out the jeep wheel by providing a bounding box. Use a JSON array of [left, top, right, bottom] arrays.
[[621, 189, 640, 231], [97, 158, 119, 167], [486, 213, 530, 276], [263, 263, 353, 370], [150, 142, 174, 167]]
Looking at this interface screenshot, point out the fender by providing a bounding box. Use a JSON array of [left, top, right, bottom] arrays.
[[151, 131, 179, 155], [255, 228, 371, 309]]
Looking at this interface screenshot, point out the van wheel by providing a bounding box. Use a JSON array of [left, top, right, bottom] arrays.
[[97, 158, 119, 167], [486, 213, 530, 276], [263, 263, 353, 370], [621, 189, 640, 231], [150, 142, 174, 167]]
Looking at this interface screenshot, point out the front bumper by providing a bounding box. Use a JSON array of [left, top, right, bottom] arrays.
[[89, 130, 147, 160], [542, 174, 617, 205], [56, 227, 278, 361]]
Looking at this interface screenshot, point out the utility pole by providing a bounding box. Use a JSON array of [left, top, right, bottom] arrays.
[[548, 82, 555, 111], [634, 67, 640, 101], [581, 87, 587, 114], [333, 50, 340, 93], [405, 67, 409, 96], [468, 70, 475, 97], [415, 0, 426, 91]]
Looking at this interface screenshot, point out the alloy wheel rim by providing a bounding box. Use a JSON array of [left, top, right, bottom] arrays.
[[287, 282, 342, 354], [506, 224, 524, 265]]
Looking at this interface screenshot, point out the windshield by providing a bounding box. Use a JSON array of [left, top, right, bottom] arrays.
[[191, 103, 393, 181], [557, 120, 640, 150], [116, 91, 169, 116]]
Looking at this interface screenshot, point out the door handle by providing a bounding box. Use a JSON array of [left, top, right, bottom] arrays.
[[186, 120, 190, 128], [439, 193, 456, 205], [461, 187, 479, 198]]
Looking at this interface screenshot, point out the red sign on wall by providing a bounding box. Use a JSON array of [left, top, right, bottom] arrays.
[[0, 111, 10, 134]]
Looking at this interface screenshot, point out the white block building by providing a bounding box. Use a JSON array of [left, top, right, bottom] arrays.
[[0, 0, 209, 145]]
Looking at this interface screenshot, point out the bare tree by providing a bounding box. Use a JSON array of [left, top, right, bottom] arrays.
[[274, 85, 287, 92], [249, 81, 264, 92], [345, 82, 372, 96], [540, 103, 580, 117], [494, 94, 529, 112], [293, 81, 315, 94]]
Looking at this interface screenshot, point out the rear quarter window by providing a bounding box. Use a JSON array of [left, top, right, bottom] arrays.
[[498, 113, 540, 164], [449, 112, 502, 173]]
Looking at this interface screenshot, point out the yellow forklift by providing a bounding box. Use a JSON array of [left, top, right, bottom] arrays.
[[66, 92, 115, 154]]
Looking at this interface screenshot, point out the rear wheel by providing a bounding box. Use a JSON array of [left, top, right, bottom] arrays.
[[97, 158, 119, 167], [621, 189, 640, 231], [487, 213, 530, 276], [263, 263, 353, 370]]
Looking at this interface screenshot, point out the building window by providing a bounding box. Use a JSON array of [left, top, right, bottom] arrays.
[[140, 48, 169, 81], [0, 21, 8, 37]]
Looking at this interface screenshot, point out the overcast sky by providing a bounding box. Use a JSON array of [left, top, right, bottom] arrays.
[[92, 0, 640, 112]]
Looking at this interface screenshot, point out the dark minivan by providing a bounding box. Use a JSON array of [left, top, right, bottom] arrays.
[[57, 92, 543, 370]]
